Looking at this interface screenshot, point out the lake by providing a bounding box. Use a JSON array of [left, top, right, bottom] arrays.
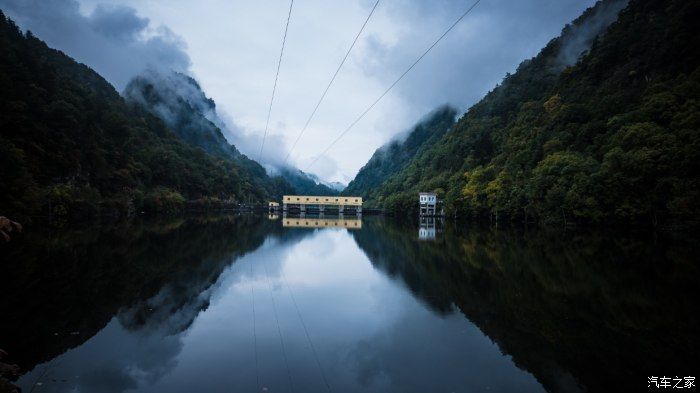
[[1, 215, 697, 392]]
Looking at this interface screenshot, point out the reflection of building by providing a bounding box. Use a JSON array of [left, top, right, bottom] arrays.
[[268, 214, 279, 220], [283, 217, 362, 229], [419, 192, 438, 216], [282, 195, 362, 215], [418, 217, 438, 240]]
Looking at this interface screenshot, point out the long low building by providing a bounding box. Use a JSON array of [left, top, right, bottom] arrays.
[[282, 195, 362, 206]]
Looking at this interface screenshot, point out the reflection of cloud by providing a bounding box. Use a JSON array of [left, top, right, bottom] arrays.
[[15, 224, 549, 392], [17, 319, 184, 393], [345, 301, 544, 393], [115, 243, 239, 336]]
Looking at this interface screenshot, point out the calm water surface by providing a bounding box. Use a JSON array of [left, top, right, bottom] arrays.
[[1, 215, 697, 392]]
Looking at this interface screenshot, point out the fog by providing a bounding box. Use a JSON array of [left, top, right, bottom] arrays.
[[1, 0, 611, 182]]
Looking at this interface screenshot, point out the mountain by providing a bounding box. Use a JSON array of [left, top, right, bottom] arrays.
[[356, 0, 700, 225], [0, 11, 289, 220], [124, 70, 239, 160], [277, 167, 340, 196], [325, 181, 346, 192], [343, 106, 456, 199], [124, 70, 340, 197], [123, 70, 300, 198]]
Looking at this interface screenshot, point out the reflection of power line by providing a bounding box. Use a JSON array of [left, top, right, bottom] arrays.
[[259, 0, 294, 161], [283, 0, 381, 166], [306, 0, 483, 170], [280, 269, 333, 392], [250, 261, 260, 392], [263, 258, 296, 392]]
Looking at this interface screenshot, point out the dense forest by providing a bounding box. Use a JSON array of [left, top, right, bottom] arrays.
[[124, 70, 339, 197], [358, 0, 700, 225], [0, 11, 295, 221], [124, 71, 241, 161], [343, 106, 456, 199]]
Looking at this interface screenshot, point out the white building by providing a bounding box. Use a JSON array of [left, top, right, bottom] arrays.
[[419, 192, 438, 216]]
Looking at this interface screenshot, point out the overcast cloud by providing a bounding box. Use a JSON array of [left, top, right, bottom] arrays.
[[0, 0, 596, 183]]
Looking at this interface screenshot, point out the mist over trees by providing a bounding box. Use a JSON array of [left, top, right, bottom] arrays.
[[344, 106, 456, 199], [0, 11, 292, 220], [355, 0, 700, 225]]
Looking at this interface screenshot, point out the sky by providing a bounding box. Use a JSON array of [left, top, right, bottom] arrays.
[[0, 0, 596, 183]]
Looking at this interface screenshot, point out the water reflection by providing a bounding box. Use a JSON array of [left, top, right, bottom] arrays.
[[352, 219, 700, 392], [417, 217, 440, 241], [1, 216, 697, 392], [282, 216, 362, 229]]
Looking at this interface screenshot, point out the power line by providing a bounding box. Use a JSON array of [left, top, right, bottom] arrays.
[[250, 261, 260, 392], [283, 0, 381, 166], [306, 0, 482, 171], [262, 258, 295, 393], [259, 0, 294, 161]]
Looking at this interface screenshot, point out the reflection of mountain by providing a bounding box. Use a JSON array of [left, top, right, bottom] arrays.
[[0, 215, 296, 374], [351, 219, 453, 314], [352, 219, 699, 392]]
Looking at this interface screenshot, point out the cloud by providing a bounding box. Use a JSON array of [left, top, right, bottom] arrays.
[[552, 0, 629, 70], [0, 0, 191, 91], [88, 4, 147, 42], [359, 0, 603, 113], [218, 110, 292, 169], [1, 0, 609, 183]]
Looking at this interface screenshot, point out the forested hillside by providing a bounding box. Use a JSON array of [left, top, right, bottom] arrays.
[[123, 71, 312, 196], [0, 11, 290, 220], [124, 70, 241, 160], [343, 106, 456, 199], [361, 0, 700, 225], [124, 70, 338, 197]]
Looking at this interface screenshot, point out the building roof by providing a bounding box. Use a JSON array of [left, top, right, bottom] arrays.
[[282, 195, 362, 206], [419, 192, 437, 196]]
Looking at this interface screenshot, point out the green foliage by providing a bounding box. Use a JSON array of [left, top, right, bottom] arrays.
[[344, 106, 456, 201], [122, 71, 297, 201], [358, 0, 700, 225], [0, 11, 289, 220], [142, 187, 186, 215]]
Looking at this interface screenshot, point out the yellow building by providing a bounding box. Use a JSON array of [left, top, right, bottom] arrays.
[[282, 195, 362, 206]]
